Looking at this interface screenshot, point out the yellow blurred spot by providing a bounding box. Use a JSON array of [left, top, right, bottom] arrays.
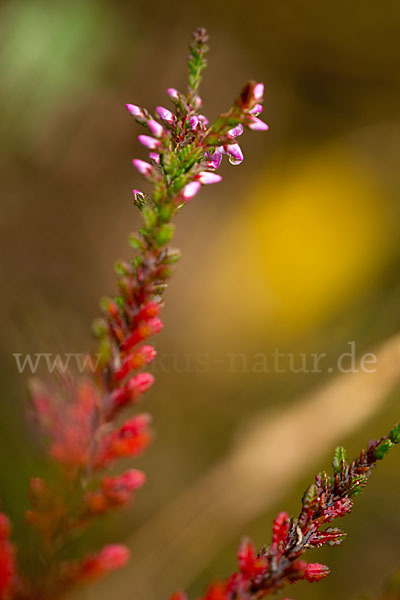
[[201, 145, 394, 338]]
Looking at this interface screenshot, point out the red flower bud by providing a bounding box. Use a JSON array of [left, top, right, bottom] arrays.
[[304, 562, 330, 582]]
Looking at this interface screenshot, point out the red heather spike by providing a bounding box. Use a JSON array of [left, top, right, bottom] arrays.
[[169, 594, 188, 600], [271, 511, 290, 549]]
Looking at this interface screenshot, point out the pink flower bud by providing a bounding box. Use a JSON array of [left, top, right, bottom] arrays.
[[197, 171, 223, 185], [249, 103, 263, 115], [226, 143, 244, 165], [304, 563, 330, 582], [138, 135, 160, 150], [181, 181, 201, 201], [149, 152, 160, 164], [156, 106, 174, 123], [126, 103, 144, 117], [132, 159, 153, 177], [253, 82, 264, 101], [167, 88, 179, 101], [132, 189, 145, 203], [248, 117, 269, 131], [228, 124, 244, 138], [79, 545, 130, 582], [272, 512, 290, 550], [148, 119, 164, 138], [102, 469, 146, 502], [131, 372, 155, 394]]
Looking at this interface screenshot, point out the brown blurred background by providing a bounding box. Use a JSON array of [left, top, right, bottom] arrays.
[[1, 0, 400, 598]]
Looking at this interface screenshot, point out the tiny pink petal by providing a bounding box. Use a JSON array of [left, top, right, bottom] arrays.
[[147, 119, 164, 138], [226, 143, 244, 163], [132, 189, 144, 199], [138, 135, 160, 150], [228, 123, 244, 137], [190, 116, 200, 130], [126, 104, 143, 117], [253, 83, 264, 101], [156, 106, 174, 123], [149, 152, 160, 164], [197, 172, 223, 185], [248, 117, 269, 131], [249, 103, 263, 115], [181, 181, 201, 201], [132, 159, 153, 176]]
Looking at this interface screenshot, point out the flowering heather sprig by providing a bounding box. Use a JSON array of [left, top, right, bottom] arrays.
[[171, 425, 400, 600], [0, 29, 267, 600]]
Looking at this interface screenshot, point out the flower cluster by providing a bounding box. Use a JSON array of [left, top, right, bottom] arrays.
[[0, 29, 267, 600], [171, 425, 400, 599]]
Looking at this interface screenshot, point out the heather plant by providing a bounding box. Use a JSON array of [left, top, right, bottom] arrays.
[[0, 28, 398, 600]]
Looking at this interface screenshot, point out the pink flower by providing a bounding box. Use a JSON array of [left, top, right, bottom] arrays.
[[148, 119, 164, 138], [181, 181, 201, 201], [228, 124, 243, 137], [205, 148, 223, 170], [190, 116, 201, 130], [226, 143, 244, 165], [156, 106, 174, 123], [132, 159, 153, 178], [248, 117, 269, 131], [126, 103, 144, 117], [197, 171, 222, 185]]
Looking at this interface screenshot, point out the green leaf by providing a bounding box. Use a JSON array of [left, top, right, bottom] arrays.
[[373, 439, 393, 460], [348, 475, 368, 497], [333, 446, 347, 474], [302, 483, 318, 510], [389, 423, 400, 444], [129, 234, 143, 251], [155, 224, 175, 247]]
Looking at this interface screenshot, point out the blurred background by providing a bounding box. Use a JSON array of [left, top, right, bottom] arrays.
[[1, 0, 400, 598]]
